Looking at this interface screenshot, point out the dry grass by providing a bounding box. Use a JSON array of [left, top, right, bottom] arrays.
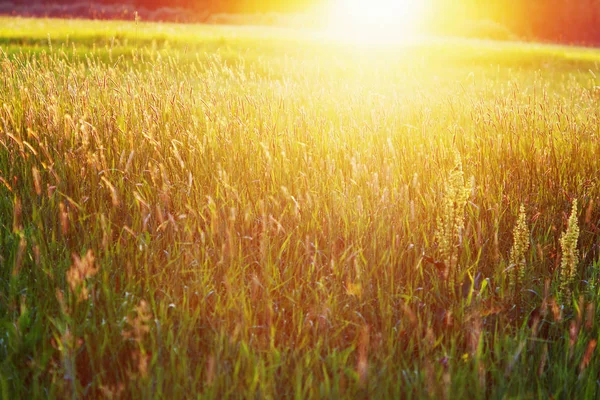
[[1, 16, 600, 399]]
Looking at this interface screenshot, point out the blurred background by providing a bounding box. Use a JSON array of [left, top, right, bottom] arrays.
[[2, 0, 600, 45]]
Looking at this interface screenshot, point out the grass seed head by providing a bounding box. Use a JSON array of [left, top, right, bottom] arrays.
[[59, 201, 69, 235], [559, 200, 580, 303], [585, 303, 595, 331], [66, 250, 98, 302], [579, 339, 597, 374], [509, 204, 529, 293], [11, 236, 27, 276], [435, 150, 471, 289], [13, 195, 22, 233], [31, 166, 42, 195], [122, 299, 152, 343]]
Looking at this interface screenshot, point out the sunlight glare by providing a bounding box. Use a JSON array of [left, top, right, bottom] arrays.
[[329, 0, 428, 44]]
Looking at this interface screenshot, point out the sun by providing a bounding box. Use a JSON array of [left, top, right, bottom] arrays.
[[329, 0, 428, 44]]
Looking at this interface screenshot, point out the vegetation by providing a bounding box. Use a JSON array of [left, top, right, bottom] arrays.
[[12, 0, 600, 44], [2, 16, 600, 399]]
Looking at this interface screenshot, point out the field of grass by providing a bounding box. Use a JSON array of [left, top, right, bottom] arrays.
[[2, 16, 600, 399]]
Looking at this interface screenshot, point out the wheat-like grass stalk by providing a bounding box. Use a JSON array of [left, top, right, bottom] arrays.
[[435, 150, 471, 290], [559, 199, 580, 304], [509, 204, 529, 294]]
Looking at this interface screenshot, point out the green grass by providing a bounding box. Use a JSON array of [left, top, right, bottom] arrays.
[[2, 16, 600, 399]]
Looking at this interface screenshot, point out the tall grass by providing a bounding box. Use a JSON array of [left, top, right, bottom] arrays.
[[1, 17, 600, 399]]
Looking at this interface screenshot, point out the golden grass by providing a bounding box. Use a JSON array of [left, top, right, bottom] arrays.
[[1, 16, 600, 399]]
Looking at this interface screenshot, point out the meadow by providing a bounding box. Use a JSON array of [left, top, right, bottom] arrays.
[[1, 16, 600, 399]]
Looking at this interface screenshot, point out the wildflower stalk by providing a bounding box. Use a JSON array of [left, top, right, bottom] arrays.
[[559, 200, 579, 304], [509, 204, 529, 295], [435, 151, 471, 292]]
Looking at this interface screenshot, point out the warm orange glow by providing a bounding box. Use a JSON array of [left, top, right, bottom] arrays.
[[329, 0, 428, 43]]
